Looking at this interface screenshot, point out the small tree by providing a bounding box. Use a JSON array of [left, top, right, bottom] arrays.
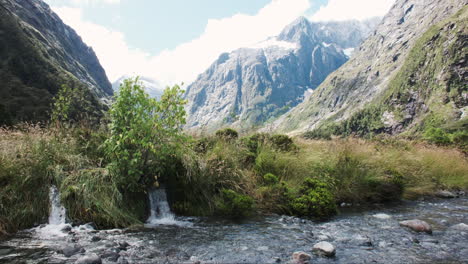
[[104, 77, 187, 191]]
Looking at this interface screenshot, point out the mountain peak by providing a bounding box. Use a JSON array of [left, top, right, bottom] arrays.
[[278, 17, 313, 41]]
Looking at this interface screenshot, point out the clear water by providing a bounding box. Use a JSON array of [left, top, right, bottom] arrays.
[[0, 197, 467, 264]]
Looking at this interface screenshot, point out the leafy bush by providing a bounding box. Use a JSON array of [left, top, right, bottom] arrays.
[[215, 128, 239, 140], [290, 178, 337, 219], [216, 189, 254, 218], [104, 78, 187, 191], [269, 134, 295, 151]]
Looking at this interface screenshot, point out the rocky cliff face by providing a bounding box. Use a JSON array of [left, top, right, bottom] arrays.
[[184, 17, 379, 132], [271, 0, 467, 135], [0, 0, 112, 123]]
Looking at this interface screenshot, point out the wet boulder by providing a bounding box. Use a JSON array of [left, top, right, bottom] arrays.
[[91, 236, 102, 242], [76, 254, 102, 264], [451, 223, 468, 231], [118, 241, 130, 250], [292, 251, 311, 264], [61, 225, 72, 232], [60, 245, 84, 257], [436, 190, 457, 199], [312, 241, 336, 257], [399, 219, 432, 234]]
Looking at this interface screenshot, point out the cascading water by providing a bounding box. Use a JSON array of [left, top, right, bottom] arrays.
[[48, 185, 66, 225], [146, 187, 177, 225], [35, 186, 72, 238]]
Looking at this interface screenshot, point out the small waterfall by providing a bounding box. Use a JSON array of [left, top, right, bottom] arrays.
[[48, 185, 66, 225], [146, 187, 176, 225]]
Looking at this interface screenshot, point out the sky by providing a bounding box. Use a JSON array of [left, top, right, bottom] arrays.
[[43, 0, 395, 86]]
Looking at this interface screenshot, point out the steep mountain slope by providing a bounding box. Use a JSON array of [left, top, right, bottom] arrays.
[[112, 75, 165, 99], [271, 0, 467, 135], [0, 0, 112, 124], [184, 17, 379, 132]]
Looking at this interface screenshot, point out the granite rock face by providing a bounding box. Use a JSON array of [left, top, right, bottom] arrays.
[[184, 17, 379, 132], [271, 0, 468, 134]]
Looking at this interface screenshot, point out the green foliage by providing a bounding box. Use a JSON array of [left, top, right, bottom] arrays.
[[104, 77, 187, 192], [61, 168, 144, 228], [263, 173, 279, 185], [269, 134, 295, 151], [290, 178, 337, 219], [50, 84, 73, 124], [304, 106, 384, 139], [215, 128, 239, 140], [423, 127, 452, 145], [215, 189, 254, 218]]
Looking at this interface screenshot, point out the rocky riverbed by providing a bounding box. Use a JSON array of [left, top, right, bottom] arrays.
[[0, 197, 467, 264]]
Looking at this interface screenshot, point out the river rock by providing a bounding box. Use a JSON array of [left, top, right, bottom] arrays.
[[118, 241, 130, 250], [61, 225, 72, 232], [312, 241, 336, 257], [101, 251, 120, 262], [60, 245, 84, 257], [436, 190, 457, 198], [292, 251, 311, 264], [451, 223, 468, 231], [372, 213, 391, 219], [76, 254, 102, 264], [399, 219, 432, 234], [91, 236, 102, 242]]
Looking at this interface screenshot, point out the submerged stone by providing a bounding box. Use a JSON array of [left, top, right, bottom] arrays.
[[292, 251, 311, 264], [399, 219, 432, 234], [76, 254, 102, 264]]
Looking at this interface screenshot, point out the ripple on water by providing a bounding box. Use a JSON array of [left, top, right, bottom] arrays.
[[0, 198, 467, 264]]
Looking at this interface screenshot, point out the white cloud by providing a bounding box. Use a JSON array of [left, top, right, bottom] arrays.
[[51, 0, 310, 85], [52, 7, 151, 81], [310, 0, 395, 21], [149, 0, 310, 86]]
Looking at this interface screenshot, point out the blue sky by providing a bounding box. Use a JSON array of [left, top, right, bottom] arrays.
[[44, 0, 394, 84]]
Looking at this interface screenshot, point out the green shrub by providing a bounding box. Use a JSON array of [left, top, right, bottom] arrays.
[[269, 134, 295, 151], [423, 127, 452, 145], [216, 189, 254, 218], [257, 182, 293, 214], [215, 128, 239, 140], [263, 173, 279, 185], [291, 178, 337, 219], [104, 78, 187, 192]]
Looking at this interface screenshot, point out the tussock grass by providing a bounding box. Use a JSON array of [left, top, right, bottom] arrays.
[[0, 125, 143, 236]]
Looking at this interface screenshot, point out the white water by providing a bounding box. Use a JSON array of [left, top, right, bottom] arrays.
[[146, 188, 191, 227], [48, 185, 66, 225], [35, 186, 73, 238]]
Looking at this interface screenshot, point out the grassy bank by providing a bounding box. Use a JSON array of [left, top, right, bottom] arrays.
[[168, 132, 468, 218], [1, 125, 467, 237], [0, 125, 145, 237]]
